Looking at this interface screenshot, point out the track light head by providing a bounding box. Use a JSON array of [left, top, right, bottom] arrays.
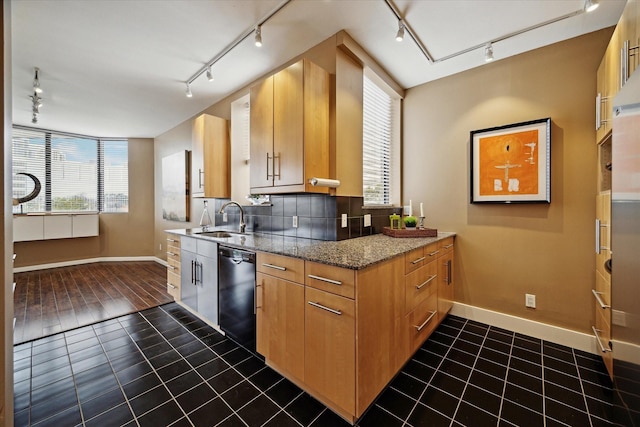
[[185, 83, 193, 98], [395, 21, 405, 42], [206, 66, 214, 82], [33, 67, 43, 94], [484, 42, 494, 62], [584, 0, 599, 12], [254, 25, 263, 47]]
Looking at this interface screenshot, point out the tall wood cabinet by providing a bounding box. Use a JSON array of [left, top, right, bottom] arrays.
[[191, 114, 231, 198], [250, 59, 330, 194]]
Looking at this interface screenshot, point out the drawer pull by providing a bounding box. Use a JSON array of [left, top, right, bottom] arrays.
[[442, 244, 454, 249], [262, 263, 286, 271], [308, 274, 342, 286], [416, 275, 437, 290], [592, 326, 612, 353], [592, 290, 611, 309], [416, 311, 437, 332], [167, 251, 177, 257], [411, 256, 426, 265], [308, 301, 342, 316], [428, 250, 440, 257], [167, 283, 176, 289], [166, 238, 178, 243], [167, 265, 177, 271]]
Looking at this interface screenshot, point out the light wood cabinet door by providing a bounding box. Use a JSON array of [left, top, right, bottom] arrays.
[[274, 61, 304, 187], [256, 272, 305, 381], [192, 114, 231, 198], [250, 76, 274, 190], [438, 252, 454, 321], [305, 287, 355, 414], [596, 55, 609, 143], [306, 261, 355, 299]]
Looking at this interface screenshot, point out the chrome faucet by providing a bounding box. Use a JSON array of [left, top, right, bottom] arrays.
[[218, 201, 246, 234]]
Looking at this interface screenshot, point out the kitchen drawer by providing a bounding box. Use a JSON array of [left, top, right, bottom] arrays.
[[181, 236, 197, 252], [438, 237, 454, 256], [404, 261, 437, 314], [405, 247, 425, 274], [257, 252, 305, 283], [407, 291, 438, 354], [167, 270, 180, 299], [594, 308, 612, 377], [305, 261, 355, 299], [166, 234, 181, 248], [594, 269, 611, 309]]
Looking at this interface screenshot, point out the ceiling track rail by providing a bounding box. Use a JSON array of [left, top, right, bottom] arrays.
[[186, 0, 293, 86], [384, 0, 585, 64]]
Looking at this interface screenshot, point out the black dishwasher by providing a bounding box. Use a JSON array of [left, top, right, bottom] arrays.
[[218, 246, 257, 353]]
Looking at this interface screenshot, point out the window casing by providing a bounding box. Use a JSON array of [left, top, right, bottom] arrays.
[[12, 126, 128, 213], [362, 71, 401, 206]]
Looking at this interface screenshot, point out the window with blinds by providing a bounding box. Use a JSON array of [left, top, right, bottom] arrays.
[[12, 126, 128, 214], [363, 74, 395, 205]]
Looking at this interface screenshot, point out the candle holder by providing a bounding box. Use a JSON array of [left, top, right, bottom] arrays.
[[418, 216, 426, 229]]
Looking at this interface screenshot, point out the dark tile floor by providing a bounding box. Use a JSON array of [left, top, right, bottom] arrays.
[[13, 302, 618, 427]]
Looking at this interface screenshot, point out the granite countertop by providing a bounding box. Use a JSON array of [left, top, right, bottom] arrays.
[[166, 228, 455, 270]]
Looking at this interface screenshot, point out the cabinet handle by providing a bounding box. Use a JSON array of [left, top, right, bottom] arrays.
[[416, 275, 437, 290], [428, 250, 440, 257], [411, 256, 426, 265], [167, 251, 177, 257], [167, 283, 176, 289], [191, 260, 195, 285], [273, 153, 281, 179], [198, 168, 204, 189], [445, 259, 452, 285], [416, 311, 437, 332], [592, 290, 611, 309], [621, 41, 629, 88], [592, 326, 612, 353], [262, 263, 286, 271], [308, 301, 342, 316], [308, 274, 342, 286], [166, 238, 178, 243], [595, 219, 609, 254], [443, 244, 454, 249], [167, 265, 177, 271], [266, 152, 272, 180]]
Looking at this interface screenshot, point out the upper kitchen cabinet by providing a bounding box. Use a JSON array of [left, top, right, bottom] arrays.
[[191, 113, 231, 198], [250, 59, 330, 194]]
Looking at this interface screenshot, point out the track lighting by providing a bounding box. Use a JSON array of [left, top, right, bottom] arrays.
[[484, 42, 494, 62], [395, 20, 405, 42], [33, 67, 42, 94], [206, 66, 214, 82], [254, 25, 263, 47], [185, 83, 193, 98], [584, 0, 599, 12]]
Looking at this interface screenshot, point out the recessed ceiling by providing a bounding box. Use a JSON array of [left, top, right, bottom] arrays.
[[11, 0, 625, 138]]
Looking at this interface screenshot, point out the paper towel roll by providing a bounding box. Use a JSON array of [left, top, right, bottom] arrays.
[[309, 178, 341, 188]]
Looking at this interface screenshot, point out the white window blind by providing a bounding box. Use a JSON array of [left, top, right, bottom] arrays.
[[11, 126, 128, 213], [363, 74, 393, 205]]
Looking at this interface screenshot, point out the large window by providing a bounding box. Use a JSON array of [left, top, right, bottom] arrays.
[[362, 71, 401, 206], [12, 126, 128, 213]]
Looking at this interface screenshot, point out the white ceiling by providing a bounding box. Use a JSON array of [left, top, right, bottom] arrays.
[[11, 0, 625, 138]]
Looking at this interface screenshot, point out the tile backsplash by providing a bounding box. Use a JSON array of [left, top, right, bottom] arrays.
[[211, 195, 401, 241]]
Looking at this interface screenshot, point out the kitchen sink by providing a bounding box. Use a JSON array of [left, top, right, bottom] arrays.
[[196, 231, 236, 238]]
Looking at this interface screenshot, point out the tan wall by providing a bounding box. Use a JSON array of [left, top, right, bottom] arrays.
[[402, 28, 613, 334], [13, 138, 156, 268]]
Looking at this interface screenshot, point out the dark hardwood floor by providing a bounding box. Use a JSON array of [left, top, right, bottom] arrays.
[[13, 261, 173, 345]]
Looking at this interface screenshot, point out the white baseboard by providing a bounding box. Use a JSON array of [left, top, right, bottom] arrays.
[[450, 302, 600, 356], [14, 256, 167, 273]]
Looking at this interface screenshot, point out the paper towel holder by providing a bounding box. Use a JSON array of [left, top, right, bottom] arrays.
[[308, 177, 341, 188]]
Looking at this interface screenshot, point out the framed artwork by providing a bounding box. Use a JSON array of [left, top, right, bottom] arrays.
[[162, 150, 190, 221], [470, 118, 551, 204]]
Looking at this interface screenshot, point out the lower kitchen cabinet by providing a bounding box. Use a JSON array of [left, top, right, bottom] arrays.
[[180, 236, 219, 325], [438, 251, 454, 321], [166, 234, 181, 300]]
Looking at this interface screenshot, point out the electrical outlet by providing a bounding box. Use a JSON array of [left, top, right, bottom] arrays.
[[525, 293, 536, 308], [292, 215, 298, 228], [403, 205, 411, 216], [341, 213, 348, 228], [364, 214, 371, 227], [223, 212, 228, 222]]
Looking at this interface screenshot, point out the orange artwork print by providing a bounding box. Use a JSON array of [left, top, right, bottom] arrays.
[[478, 129, 539, 195]]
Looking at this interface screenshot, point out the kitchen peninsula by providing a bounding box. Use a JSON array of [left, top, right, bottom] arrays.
[[166, 229, 455, 423]]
